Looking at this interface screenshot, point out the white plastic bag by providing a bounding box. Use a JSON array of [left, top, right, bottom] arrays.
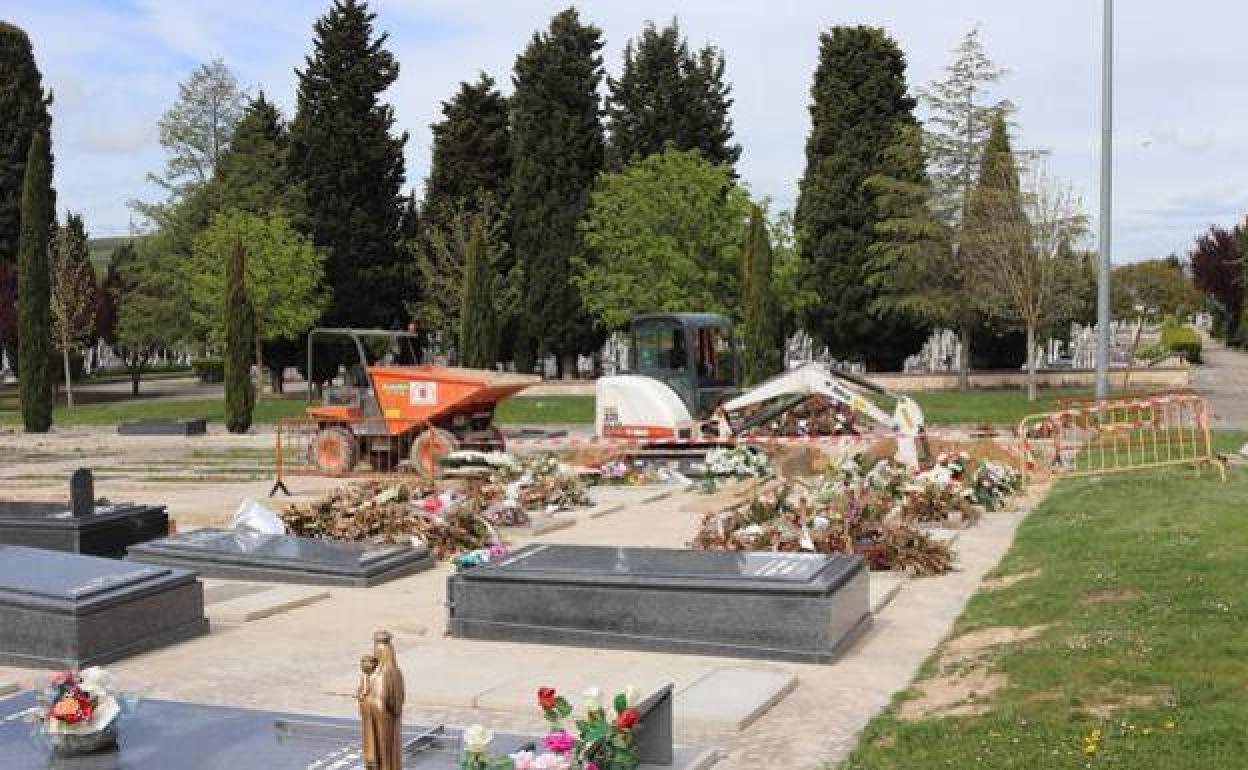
[[231, 498, 286, 535]]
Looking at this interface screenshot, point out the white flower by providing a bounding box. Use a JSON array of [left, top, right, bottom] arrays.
[[582, 686, 602, 712], [78, 667, 116, 697], [624, 685, 637, 707], [463, 724, 494, 752]]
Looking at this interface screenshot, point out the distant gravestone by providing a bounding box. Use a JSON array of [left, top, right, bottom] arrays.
[[69, 468, 94, 518]]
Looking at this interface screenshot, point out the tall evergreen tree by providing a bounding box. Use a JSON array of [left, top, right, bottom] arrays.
[[741, 205, 782, 385], [605, 19, 740, 170], [509, 8, 606, 376], [290, 0, 408, 329], [458, 212, 497, 368], [215, 93, 303, 218], [0, 22, 52, 267], [223, 238, 255, 433], [17, 127, 53, 432], [795, 26, 927, 369], [425, 74, 511, 219]]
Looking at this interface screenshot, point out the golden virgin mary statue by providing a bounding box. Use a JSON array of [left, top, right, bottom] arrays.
[[358, 630, 406, 770]]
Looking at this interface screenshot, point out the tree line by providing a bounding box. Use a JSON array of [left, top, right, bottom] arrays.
[[2, 4, 1224, 433]]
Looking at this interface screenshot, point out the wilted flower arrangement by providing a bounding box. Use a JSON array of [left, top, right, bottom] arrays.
[[704, 446, 771, 477], [461, 686, 641, 770], [966, 460, 1023, 511]]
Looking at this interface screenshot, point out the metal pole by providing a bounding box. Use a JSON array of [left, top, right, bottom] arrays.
[[1095, 0, 1114, 399]]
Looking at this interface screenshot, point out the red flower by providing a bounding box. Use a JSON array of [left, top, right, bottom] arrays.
[[615, 708, 640, 729], [538, 687, 558, 711]]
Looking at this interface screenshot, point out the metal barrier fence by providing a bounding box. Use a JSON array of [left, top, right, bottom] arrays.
[[272, 416, 451, 495], [1017, 393, 1225, 483]]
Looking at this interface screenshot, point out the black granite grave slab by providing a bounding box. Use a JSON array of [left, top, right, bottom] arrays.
[[0, 492, 169, 558], [448, 544, 869, 663], [0, 546, 209, 668], [127, 529, 434, 587], [117, 418, 207, 436], [0, 686, 713, 770]]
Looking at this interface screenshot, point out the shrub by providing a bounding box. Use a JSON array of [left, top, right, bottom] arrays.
[[1161, 322, 1203, 364], [192, 357, 224, 383]]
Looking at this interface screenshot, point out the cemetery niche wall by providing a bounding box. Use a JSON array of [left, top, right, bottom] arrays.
[[0, 546, 209, 668], [447, 544, 870, 663], [126, 529, 434, 587], [0, 470, 168, 558]]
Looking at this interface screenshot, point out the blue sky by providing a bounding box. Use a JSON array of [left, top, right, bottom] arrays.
[[7, 0, 1247, 263]]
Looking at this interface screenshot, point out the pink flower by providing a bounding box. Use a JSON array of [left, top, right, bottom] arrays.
[[533, 754, 571, 770], [585, 763, 600, 770], [509, 750, 536, 770], [488, 543, 508, 560], [543, 729, 575, 754]]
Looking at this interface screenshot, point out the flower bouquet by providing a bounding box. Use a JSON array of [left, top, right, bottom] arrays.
[[460, 686, 642, 770], [23, 668, 124, 756]]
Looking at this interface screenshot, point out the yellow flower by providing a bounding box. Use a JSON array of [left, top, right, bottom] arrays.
[[1163, 719, 1176, 730]]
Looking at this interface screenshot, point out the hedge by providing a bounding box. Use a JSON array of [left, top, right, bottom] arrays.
[[1161, 322, 1202, 364]]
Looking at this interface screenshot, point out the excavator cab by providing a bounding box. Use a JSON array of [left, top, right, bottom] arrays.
[[629, 313, 739, 419]]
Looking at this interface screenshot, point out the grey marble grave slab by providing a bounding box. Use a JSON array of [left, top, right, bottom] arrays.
[[0, 500, 168, 558], [117, 417, 207, 436], [448, 544, 870, 663], [0, 546, 209, 668], [0, 686, 716, 770], [127, 529, 434, 587]]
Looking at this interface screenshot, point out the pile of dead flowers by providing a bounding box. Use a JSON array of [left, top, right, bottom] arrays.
[[280, 455, 590, 560], [690, 451, 1023, 576], [736, 394, 860, 438]]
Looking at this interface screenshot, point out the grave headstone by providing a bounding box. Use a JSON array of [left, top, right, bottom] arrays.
[[0, 546, 209, 667], [127, 529, 434, 587], [0, 473, 168, 558], [448, 544, 869, 663], [0, 690, 712, 769]]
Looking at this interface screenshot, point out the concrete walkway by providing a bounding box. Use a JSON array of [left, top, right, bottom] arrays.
[[1192, 336, 1248, 430]]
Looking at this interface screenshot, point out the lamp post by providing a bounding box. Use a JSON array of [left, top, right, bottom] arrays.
[[1095, 0, 1114, 399]]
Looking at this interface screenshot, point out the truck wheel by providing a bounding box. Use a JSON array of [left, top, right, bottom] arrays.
[[310, 426, 358, 474], [410, 427, 457, 481]]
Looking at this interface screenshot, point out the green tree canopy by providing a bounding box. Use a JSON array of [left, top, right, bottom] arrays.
[[0, 22, 53, 267], [188, 209, 327, 351], [509, 7, 606, 373], [425, 73, 511, 219], [573, 146, 752, 331], [741, 205, 783, 385], [795, 26, 928, 369], [290, 0, 409, 329], [17, 124, 53, 431], [214, 93, 303, 219], [458, 212, 499, 368], [1112, 257, 1202, 323], [605, 19, 740, 170], [223, 237, 255, 434]]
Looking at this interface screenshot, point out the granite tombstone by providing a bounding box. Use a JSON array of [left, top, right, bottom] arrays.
[[0, 546, 209, 667], [0, 470, 169, 558], [126, 529, 434, 587], [447, 544, 870, 663], [0, 685, 713, 769]]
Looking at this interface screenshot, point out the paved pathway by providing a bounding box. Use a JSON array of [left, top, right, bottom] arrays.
[[1192, 336, 1248, 430]]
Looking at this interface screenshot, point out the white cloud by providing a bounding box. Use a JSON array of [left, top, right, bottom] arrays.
[[6, 0, 1248, 263]]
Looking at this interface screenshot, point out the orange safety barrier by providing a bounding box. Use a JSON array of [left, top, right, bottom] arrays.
[[271, 415, 460, 495], [1017, 392, 1225, 484]]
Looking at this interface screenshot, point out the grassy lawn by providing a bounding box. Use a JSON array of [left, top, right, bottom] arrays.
[[494, 394, 594, 424], [840, 439, 1248, 769], [908, 387, 1091, 426]]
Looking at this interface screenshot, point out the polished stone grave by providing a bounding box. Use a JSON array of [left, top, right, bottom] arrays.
[[0, 685, 715, 769], [0, 471, 168, 558], [127, 529, 434, 587], [117, 417, 207, 436], [448, 544, 870, 663], [0, 546, 209, 667]]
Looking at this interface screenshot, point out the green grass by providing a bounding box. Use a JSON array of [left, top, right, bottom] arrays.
[[0, 395, 308, 426], [494, 395, 594, 424], [840, 450, 1248, 769], [908, 388, 1092, 427]]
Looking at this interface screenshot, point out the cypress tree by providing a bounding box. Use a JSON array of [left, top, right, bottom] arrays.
[[17, 127, 53, 432], [795, 26, 927, 370], [509, 8, 606, 376], [290, 0, 408, 329], [425, 74, 511, 220], [215, 93, 303, 219], [0, 23, 52, 266], [741, 205, 782, 385], [458, 212, 497, 368], [223, 238, 255, 434], [605, 19, 740, 170]]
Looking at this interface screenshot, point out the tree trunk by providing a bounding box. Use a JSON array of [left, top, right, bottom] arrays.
[[957, 325, 971, 391], [1026, 322, 1037, 402], [254, 333, 266, 394], [130, 365, 141, 396], [62, 349, 73, 408]]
